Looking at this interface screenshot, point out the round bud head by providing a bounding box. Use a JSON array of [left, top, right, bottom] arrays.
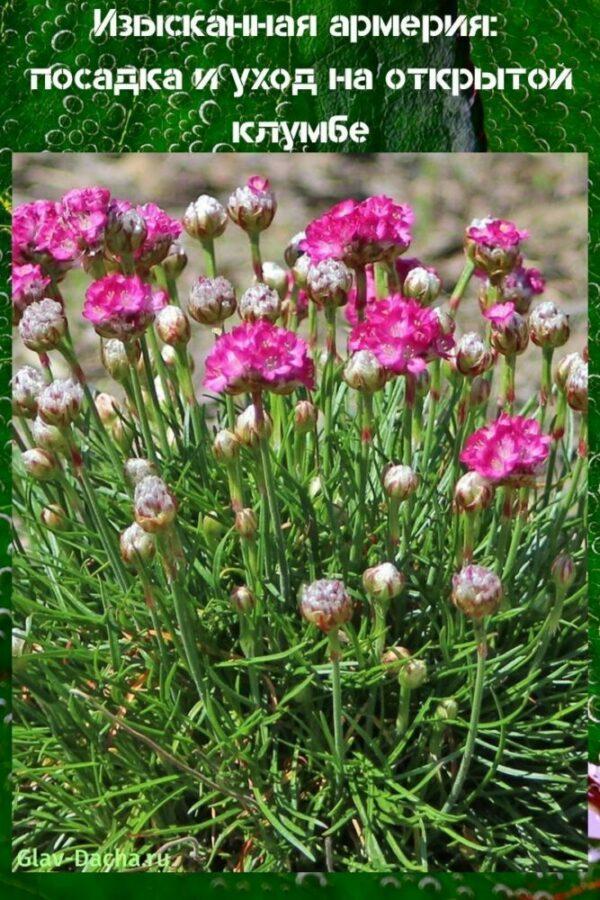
[[160, 345, 177, 369], [202, 514, 227, 549], [235, 404, 272, 448], [565, 361, 588, 413], [382, 463, 419, 500], [41, 503, 68, 532], [292, 253, 311, 288], [213, 429, 240, 462], [381, 645, 411, 673], [284, 231, 306, 268], [106, 208, 147, 255], [469, 375, 491, 408], [464, 222, 523, 278], [22, 448, 59, 481], [551, 553, 575, 590], [124, 457, 157, 487], [489, 309, 529, 356], [183, 195, 228, 241], [227, 176, 276, 233], [343, 350, 388, 394], [307, 259, 352, 308], [230, 585, 256, 614], [162, 243, 188, 279], [294, 400, 318, 435], [403, 266, 441, 305], [451, 565, 503, 619], [32, 416, 68, 453], [12, 366, 45, 419], [454, 471, 494, 513], [399, 657, 427, 689], [188, 276, 236, 325], [433, 307, 456, 339], [155, 305, 191, 346], [38, 378, 84, 428], [362, 562, 405, 604], [134, 476, 178, 533], [555, 352, 584, 392], [456, 332, 494, 377], [120, 522, 156, 568], [239, 283, 281, 323], [19, 299, 66, 352], [529, 301, 570, 349], [235, 507, 258, 540], [299, 579, 353, 633], [95, 392, 121, 425], [101, 338, 140, 383], [262, 261, 289, 300], [435, 698, 458, 720]]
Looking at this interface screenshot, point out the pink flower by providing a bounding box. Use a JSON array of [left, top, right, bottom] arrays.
[[482, 302, 516, 329], [466, 218, 529, 250], [460, 414, 550, 485], [12, 263, 51, 323], [83, 273, 167, 340], [60, 186, 111, 252], [302, 195, 413, 267], [12, 200, 80, 273], [204, 321, 315, 396], [502, 266, 546, 314], [348, 294, 454, 375]]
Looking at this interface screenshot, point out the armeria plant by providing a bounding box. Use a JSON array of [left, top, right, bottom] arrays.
[[12, 180, 587, 872]]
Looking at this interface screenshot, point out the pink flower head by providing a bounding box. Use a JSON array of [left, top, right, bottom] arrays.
[[204, 321, 315, 396], [502, 266, 546, 314], [460, 414, 551, 486], [348, 294, 454, 376], [302, 196, 413, 267], [467, 218, 529, 250], [60, 186, 111, 252], [12, 200, 79, 274], [483, 302, 516, 329], [83, 273, 167, 341], [135, 202, 182, 268], [12, 263, 51, 323]]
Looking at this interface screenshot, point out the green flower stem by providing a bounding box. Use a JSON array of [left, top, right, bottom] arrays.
[[530, 582, 568, 673], [139, 335, 171, 458], [328, 631, 345, 780], [249, 232, 263, 281], [373, 600, 390, 660], [396, 681, 412, 736], [499, 353, 517, 413], [501, 487, 529, 583], [354, 266, 368, 321], [146, 326, 182, 434], [174, 345, 204, 447], [538, 347, 554, 427], [322, 304, 337, 473], [38, 351, 54, 384], [128, 356, 159, 465], [387, 495, 401, 557], [350, 392, 374, 567], [495, 486, 514, 569], [374, 262, 388, 299], [288, 282, 299, 331], [548, 418, 587, 558], [449, 259, 475, 316], [308, 298, 318, 349], [201, 237, 217, 278], [443, 618, 487, 812], [462, 513, 476, 564], [76, 463, 130, 591], [421, 359, 441, 472]]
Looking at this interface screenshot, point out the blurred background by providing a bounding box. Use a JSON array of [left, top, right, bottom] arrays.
[[13, 152, 588, 394]]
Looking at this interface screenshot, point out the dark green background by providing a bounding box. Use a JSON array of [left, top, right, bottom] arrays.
[[1, 0, 598, 895]]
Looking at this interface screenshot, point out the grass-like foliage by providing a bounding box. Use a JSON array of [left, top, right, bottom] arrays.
[[12, 182, 586, 872]]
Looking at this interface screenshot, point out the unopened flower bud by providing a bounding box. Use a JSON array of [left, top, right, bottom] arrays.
[[344, 350, 388, 393], [124, 457, 157, 486], [235, 405, 272, 447], [565, 361, 587, 413], [456, 332, 494, 377], [120, 522, 156, 568], [433, 307, 456, 339], [162, 242, 188, 279], [299, 579, 353, 633], [551, 553, 575, 589], [435, 698, 458, 720], [106, 208, 147, 256], [183, 195, 228, 241], [529, 301, 570, 349], [292, 253, 311, 288], [19, 299, 66, 351], [202, 514, 227, 550], [403, 266, 441, 305], [37, 378, 84, 428], [32, 416, 68, 453], [362, 562, 405, 603], [213, 429, 240, 462], [262, 261, 289, 300], [155, 305, 191, 346], [555, 352, 584, 392], [307, 259, 352, 308], [95, 392, 121, 425], [22, 448, 59, 481], [488, 306, 529, 356], [451, 565, 502, 618], [469, 375, 491, 408], [134, 476, 178, 533], [230, 585, 256, 613], [454, 471, 494, 513], [284, 231, 306, 268], [382, 464, 419, 500], [239, 283, 281, 323], [101, 338, 140, 383], [381, 645, 411, 673], [294, 400, 317, 435], [235, 507, 258, 539], [228, 176, 276, 233], [399, 657, 427, 689], [188, 276, 236, 325], [12, 366, 45, 418], [111, 417, 133, 454], [41, 503, 68, 532]]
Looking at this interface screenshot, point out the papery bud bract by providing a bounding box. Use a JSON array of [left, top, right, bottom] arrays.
[[362, 562, 405, 603], [124, 457, 157, 486], [106, 208, 147, 256], [19, 299, 67, 351], [230, 585, 256, 613], [235, 507, 258, 539], [22, 448, 59, 481], [155, 305, 191, 346], [101, 338, 140, 383], [120, 522, 156, 568], [12, 366, 45, 419], [551, 553, 575, 589], [435, 698, 458, 720], [292, 253, 311, 288], [433, 307, 456, 339], [41, 503, 68, 532], [294, 400, 318, 434], [403, 266, 441, 305], [162, 243, 188, 279], [488, 306, 529, 356], [456, 332, 494, 377], [451, 565, 502, 618], [555, 352, 584, 392], [239, 283, 281, 323], [38, 378, 84, 428], [399, 657, 427, 689], [32, 416, 68, 453], [529, 301, 570, 349], [381, 645, 411, 673], [262, 261, 289, 300], [183, 195, 228, 241], [469, 375, 491, 408], [454, 471, 494, 513], [202, 514, 227, 550], [134, 476, 178, 533], [565, 361, 588, 413], [188, 276, 236, 325], [299, 579, 353, 633], [284, 231, 306, 268], [344, 350, 388, 394], [95, 392, 121, 425], [228, 176, 276, 233], [307, 259, 352, 308], [235, 405, 272, 447], [213, 429, 240, 462], [382, 463, 419, 500]]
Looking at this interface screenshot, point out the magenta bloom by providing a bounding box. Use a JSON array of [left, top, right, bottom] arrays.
[[60, 186, 111, 252], [83, 273, 167, 340], [502, 266, 545, 313], [460, 414, 551, 486], [12, 200, 79, 272], [204, 321, 315, 396], [107, 199, 182, 268], [348, 294, 454, 375], [483, 302, 516, 329], [12, 263, 51, 323], [467, 218, 529, 250], [302, 195, 413, 267]]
